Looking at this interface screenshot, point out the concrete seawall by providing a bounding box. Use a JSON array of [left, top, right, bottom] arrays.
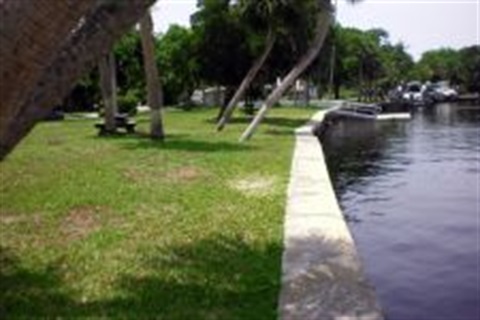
[[278, 109, 384, 320]]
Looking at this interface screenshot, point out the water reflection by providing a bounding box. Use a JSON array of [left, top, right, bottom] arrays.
[[322, 119, 408, 196], [321, 103, 480, 320]]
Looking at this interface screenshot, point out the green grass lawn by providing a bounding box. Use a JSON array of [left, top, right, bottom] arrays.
[[0, 107, 317, 319]]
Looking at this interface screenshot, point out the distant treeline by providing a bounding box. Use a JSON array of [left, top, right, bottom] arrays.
[[63, 1, 479, 112]]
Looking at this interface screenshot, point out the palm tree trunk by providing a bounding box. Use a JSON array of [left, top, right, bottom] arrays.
[[0, 0, 96, 108], [0, 0, 96, 150], [217, 28, 276, 131], [304, 79, 310, 105], [334, 78, 341, 99], [98, 51, 118, 133], [216, 86, 235, 122], [139, 11, 165, 140], [239, 8, 332, 142], [0, 0, 156, 160]]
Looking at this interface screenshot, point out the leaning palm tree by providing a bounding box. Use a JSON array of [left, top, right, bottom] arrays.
[[218, 0, 335, 132], [139, 10, 165, 140], [0, 0, 97, 157], [240, 0, 359, 141], [0, 0, 157, 160], [216, 0, 279, 131]]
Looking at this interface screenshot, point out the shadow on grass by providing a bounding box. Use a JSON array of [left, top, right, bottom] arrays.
[[0, 246, 72, 317], [0, 236, 281, 319], [1, 234, 381, 319], [94, 235, 283, 319], [208, 117, 308, 130], [121, 138, 255, 153], [91, 132, 254, 153], [263, 129, 297, 136]]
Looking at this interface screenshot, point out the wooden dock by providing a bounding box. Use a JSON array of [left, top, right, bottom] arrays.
[[457, 94, 480, 104]]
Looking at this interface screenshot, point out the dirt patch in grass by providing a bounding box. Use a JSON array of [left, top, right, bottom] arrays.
[[165, 166, 203, 182], [0, 211, 43, 226], [229, 175, 277, 197], [123, 168, 145, 183], [46, 136, 64, 146], [60, 206, 106, 242], [124, 165, 204, 184], [122, 166, 163, 184]]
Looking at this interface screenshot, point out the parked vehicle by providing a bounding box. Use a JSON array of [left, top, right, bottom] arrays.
[[390, 80, 458, 107], [401, 81, 425, 105], [430, 81, 458, 101], [422, 83, 441, 104], [402, 81, 423, 102]]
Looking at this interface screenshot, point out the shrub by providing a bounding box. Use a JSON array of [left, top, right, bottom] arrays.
[[118, 90, 139, 116]]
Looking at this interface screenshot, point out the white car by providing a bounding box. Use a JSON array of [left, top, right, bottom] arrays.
[[432, 82, 458, 101], [402, 82, 423, 102]]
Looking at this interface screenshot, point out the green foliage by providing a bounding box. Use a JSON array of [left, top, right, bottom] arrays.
[[62, 1, 477, 112], [307, 23, 415, 98], [192, 0, 252, 88], [157, 25, 198, 105], [237, 0, 328, 87], [458, 45, 480, 93], [191, 0, 325, 93], [413, 48, 462, 83], [114, 31, 146, 99], [383, 43, 414, 79], [117, 90, 139, 115], [61, 31, 145, 113], [239, 0, 320, 44], [328, 26, 385, 90], [62, 70, 101, 112], [409, 46, 480, 93]]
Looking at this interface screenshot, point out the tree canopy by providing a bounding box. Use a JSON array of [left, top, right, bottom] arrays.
[[62, 16, 477, 110]]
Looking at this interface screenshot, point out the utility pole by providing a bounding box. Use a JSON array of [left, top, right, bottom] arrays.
[[328, 0, 338, 98]]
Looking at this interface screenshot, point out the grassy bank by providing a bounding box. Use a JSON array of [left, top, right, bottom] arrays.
[[0, 107, 316, 319]]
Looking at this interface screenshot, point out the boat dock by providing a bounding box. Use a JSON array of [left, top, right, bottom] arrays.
[[457, 94, 480, 104], [329, 101, 411, 121]]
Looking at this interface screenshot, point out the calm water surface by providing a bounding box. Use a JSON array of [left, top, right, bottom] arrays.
[[322, 103, 480, 320]]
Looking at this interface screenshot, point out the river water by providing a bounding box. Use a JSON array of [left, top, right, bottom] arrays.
[[321, 103, 480, 320]]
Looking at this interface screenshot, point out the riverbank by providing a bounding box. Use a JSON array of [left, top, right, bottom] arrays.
[[279, 108, 383, 319]]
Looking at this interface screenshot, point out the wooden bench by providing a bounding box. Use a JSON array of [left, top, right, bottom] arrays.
[[95, 114, 136, 135]]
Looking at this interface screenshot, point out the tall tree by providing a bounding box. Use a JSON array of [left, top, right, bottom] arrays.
[[308, 23, 395, 100], [157, 25, 198, 105], [98, 51, 119, 133], [0, 0, 97, 156], [114, 31, 146, 102], [0, 0, 157, 160], [458, 45, 480, 94], [140, 10, 165, 140], [380, 42, 414, 87], [414, 48, 462, 83], [218, 0, 324, 131], [191, 0, 251, 118], [216, 0, 279, 131], [240, 1, 333, 142]]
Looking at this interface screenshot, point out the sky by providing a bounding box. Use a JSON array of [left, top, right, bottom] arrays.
[[151, 0, 479, 61]]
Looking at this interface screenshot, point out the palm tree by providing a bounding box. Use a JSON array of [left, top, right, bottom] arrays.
[[216, 0, 278, 131], [139, 10, 165, 140], [98, 51, 118, 133], [240, 0, 333, 142], [218, 0, 337, 132], [0, 0, 97, 156], [0, 0, 157, 160]]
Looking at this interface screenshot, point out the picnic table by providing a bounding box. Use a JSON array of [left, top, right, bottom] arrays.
[[95, 114, 136, 135]]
